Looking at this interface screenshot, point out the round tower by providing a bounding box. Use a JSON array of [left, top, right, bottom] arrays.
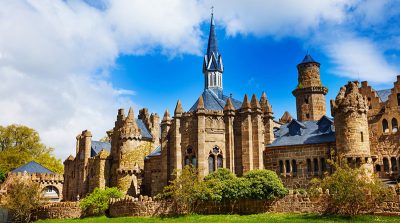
[[292, 54, 328, 121], [331, 81, 372, 170]]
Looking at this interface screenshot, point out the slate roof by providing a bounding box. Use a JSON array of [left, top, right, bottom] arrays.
[[188, 89, 242, 112], [376, 89, 391, 102], [144, 145, 161, 160], [203, 13, 223, 72], [268, 116, 335, 147], [91, 141, 111, 157], [299, 54, 319, 65], [11, 161, 54, 174], [136, 119, 153, 139]]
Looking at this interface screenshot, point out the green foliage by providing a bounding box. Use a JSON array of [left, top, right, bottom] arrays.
[[4, 176, 44, 223], [159, 168, 288, 214], [310, 163, 391, 216], [0, 124, 63, 173], [79, 187, 124, 216], [0, 167, 5, 182]]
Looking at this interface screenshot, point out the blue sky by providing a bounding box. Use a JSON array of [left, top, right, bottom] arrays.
[[0, 0, 399, 158]]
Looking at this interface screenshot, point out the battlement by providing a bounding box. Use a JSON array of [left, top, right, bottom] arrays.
[[7, 172, 64, 183]]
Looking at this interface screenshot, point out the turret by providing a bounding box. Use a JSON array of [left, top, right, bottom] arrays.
[[292, 54, 328, 121], [260, 92, 275, 145], [331, 81, 372, 170]]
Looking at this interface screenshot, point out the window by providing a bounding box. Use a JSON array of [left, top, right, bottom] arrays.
[[304, 96, 309, 104], [217, 155, 223, 169], [355, 157, 361, 168], [368, 97, 372, 109], [397, 93, 400, 106], [361, 132, 364, 142], [208, 155, 215, 173], [391, 157, 397, 171], [382, 119, 389, 133], [292, 160, 297, 173], [313, 158, 319, 173], [306, 159, 312, 173], [321, 158, 327, 172], [285, 160, 290, 173], [279, 160, 284, 174], [191, 156, 197, 167], [392, 118, 398, 133], [376, 164, 381, 172], [383, 157, 389, 172]]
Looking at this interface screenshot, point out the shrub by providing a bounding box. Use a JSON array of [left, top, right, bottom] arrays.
[[243, 169, 288, 200], [310, 163, 391, 216], [4, 176, 43, 223], [0, 168, 5, 183], [79, 187, 123, 216]]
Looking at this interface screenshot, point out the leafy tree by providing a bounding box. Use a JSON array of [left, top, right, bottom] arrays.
[[4, 176, 43, 223], [0, 167, 5, 183], [310, 163, 391, 216], [243, 169, 288, 200], [79, 187, 123, 216], [0, 124, 63, 173]]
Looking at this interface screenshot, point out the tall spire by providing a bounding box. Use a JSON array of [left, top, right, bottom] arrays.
[[206, 12, 220, 60]]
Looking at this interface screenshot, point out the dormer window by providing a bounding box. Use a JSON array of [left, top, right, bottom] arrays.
[[317, 116, 333, 133], [288, 119, 306, 136]]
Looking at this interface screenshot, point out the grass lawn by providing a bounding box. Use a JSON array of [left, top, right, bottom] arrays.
[[35, 213, 400, 223]]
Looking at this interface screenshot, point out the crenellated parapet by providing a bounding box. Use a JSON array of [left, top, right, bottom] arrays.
[[331, 81, 369, 116]]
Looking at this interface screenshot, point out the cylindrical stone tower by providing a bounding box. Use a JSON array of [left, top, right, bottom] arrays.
[[292, 54, 328, 121], [331, 81, 372, 171]]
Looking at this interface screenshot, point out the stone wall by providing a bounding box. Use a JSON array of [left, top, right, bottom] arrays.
[[31, 202, 81, 220], [109, 196, 173, 217]]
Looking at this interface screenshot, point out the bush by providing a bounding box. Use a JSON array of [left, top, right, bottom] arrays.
[[243, 169, 288, 200], [79, 187, 123, 216], [4, 176, 43, 223], [0, 168, 5, 183], [310, 163, 391, 216]]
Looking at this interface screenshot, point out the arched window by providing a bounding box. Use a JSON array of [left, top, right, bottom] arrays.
[[392, 118, 398, 132], [383, 157, 389, 172], [382, 119, 389, 133], [313, 158, 319, 173], [208, 155, 215, 173], [306, 159, 312, 173], [285, 160, 290, 173], [279, 160, 284, 174], [42, 186, 59, 201], [184, 156, 190, 166], [191, 156, 197, 167], [321, 158, 327, 172], [217, 155, 223, 169], [376, 164, 381, 172], [292, 160, 297, 173], [391, 157, 397, 171], [397, 93, 400, 106]]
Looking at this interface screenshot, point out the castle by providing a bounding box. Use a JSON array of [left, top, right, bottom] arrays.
[[63, 14, 400, 200]]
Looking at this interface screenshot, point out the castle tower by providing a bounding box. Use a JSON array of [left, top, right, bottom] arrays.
[[160, 109, 171, 185], [203, 12, 224, 98], [224, 98, 235, 172], [292, 54, 328, 121], [260, 92, 275, 145], [331, 81, 372, 171]]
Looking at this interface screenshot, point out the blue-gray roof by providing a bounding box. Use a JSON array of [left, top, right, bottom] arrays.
[[189, 89, 242, 112], [204, 14, 223, 72], [145, 145, 161, 160], [376, 89, 391, 102], [91, 141, 111, 157], [136, 119, 153, 139], [268, 117, 335, 147], [299, 54, 319, 65], [11, 161, 54, 174]]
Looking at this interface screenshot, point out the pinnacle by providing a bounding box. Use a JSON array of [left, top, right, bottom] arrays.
[[224, 98, 235, 111], [241, 94, 251, 110], [250, 94, 261, 109], [197, 95, 205, 110], [162, 109, 170, 121], [127, 107, 134, 121], [174, 100, 183, 115]]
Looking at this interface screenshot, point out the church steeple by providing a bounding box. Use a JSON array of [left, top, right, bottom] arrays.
[[203, 11, 223, 97]]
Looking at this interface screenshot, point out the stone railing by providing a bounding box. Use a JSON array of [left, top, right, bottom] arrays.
[[31, 202, 81, 220]]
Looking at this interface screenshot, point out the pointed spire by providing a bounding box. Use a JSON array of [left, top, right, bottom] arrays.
[[224, 98, 235, 111], [162, 109, 170, 122], [299, 53, 320, 66], [250, 94, 261, 109], [207, 12, 219, 59], [197, 95, 205, 110], [174, 100, 183, 115], [241, 94, 251, 110], [127, 107, 134, 121], [259, 92, 272, 114]]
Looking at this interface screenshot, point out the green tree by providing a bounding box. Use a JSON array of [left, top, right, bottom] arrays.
[[4, 176, 43, 223], [243, 169, 288, 200], [0, 124, 63, 173], [310, 163, 391, 216], [0, 167, 5, 182], [79, 187, 123, 216]]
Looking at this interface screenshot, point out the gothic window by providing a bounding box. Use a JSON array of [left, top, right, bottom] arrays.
[[306, 159, 312, 173], [285, 160, 290, 173], [321, 158, 327, 172], [382, 119, 389, 133], [397, 93, 400, 106], [292, 160, 297, 173], [208, 155, 215, 173], [361, 132, 364, 142], [191, 156, 197, 167], [217, 155, 223, 169], [392, 118, 398, 132], [185, 147, 196, 167], [185, 156, 190, 166], [391, 157, 397, 171], [313, 158, 319, 173], [279, 160, 284, 174], [213, 146, 220, 154], [383, 157, 389, 172]]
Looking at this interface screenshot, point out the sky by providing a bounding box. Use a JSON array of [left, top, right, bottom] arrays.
[[0, 0, 400, 159]]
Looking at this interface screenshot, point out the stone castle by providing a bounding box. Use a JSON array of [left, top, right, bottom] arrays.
[[63, 14, 400, 200]]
